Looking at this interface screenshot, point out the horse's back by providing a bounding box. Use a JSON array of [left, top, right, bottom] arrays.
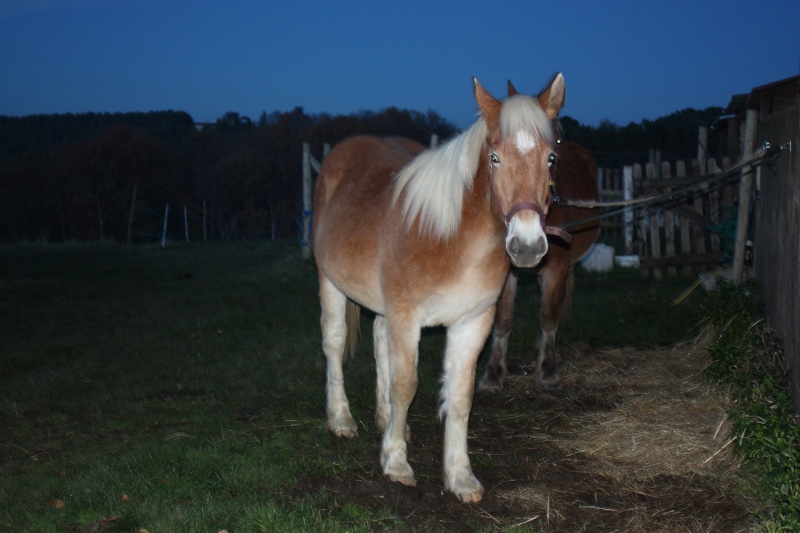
[[548, 140, 600, 261]]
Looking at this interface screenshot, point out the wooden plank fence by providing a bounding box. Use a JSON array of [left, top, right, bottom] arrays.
[[597, 127, 738, 278]]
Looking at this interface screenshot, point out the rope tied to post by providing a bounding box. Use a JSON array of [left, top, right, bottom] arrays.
[[552, 141, 789, 231]]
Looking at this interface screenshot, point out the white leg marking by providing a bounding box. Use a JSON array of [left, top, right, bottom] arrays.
[[373, 315, 390, 432], [320, 276, 357, 438], [440, 309, 494, 503], [380, 318, 420, 486]]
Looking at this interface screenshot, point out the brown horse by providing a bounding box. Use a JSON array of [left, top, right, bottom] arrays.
[[477, 119, 600, 393], [312, 74, 565, 502]]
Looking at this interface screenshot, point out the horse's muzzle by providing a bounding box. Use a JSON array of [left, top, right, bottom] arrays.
[[506, 233, 548, 268]]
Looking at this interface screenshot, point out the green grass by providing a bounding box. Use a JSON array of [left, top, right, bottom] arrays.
[[517, 265, 695, 347], [0, 241, 702, 531], [697, 280, 800, 531], [1, 242, 380, 531]]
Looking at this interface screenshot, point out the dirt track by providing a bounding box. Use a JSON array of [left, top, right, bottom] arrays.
[[291, 339, 752, 531]]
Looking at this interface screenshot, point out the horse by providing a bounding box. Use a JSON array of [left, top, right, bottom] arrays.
[[477, 98, 600, 393], [312, 74, 565, 503]]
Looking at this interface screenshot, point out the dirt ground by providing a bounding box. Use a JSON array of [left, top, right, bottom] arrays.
[[289, 339, 753, 532]]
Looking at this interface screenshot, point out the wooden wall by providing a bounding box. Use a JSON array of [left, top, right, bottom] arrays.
[[753, 105, 800, 411]]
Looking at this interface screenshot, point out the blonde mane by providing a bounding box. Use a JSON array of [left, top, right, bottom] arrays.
[[500, 94, 555, 147], [393, 93, 553, 240], [392, 118, 487, 239]]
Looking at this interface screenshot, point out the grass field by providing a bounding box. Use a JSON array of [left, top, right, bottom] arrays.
[[1, 241, 706, 531]]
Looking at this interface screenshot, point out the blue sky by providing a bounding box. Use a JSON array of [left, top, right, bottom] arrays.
[[1, 0, 798, 129]]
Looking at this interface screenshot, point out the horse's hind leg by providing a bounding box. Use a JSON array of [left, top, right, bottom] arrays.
[[476, 269, 518, 393], [373, 315, 391, 432], [319, 275, 358, 438], [537, 252, 571, 391]]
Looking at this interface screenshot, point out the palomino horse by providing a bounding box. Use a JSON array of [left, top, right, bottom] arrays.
[[477, 104, 600, 392], [312, 74, 565, 503]]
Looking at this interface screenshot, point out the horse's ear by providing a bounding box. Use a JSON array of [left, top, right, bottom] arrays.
[[538, 73, 565, 119], [473, 78, 501, 127], [507, 80, 518, 97]]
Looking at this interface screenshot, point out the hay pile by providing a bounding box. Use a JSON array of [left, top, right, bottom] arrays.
[[470, 336, 753, 531]]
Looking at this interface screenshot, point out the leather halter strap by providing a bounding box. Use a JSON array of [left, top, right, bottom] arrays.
[[489, 163, 573, 245]]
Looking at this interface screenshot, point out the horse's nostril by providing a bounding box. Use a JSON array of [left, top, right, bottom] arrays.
[[508, 237, 520, 256]]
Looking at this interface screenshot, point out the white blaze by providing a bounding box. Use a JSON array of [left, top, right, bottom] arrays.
[[515, 130, 537, 154]]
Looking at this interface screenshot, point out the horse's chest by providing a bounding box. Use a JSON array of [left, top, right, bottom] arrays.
[[418, 261, 508, 328]]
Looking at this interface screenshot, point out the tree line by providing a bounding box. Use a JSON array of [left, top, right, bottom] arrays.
[[0, 104, 722, 243]]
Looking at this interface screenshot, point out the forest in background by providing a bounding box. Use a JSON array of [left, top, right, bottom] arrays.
[[0, 105, 722, 243]]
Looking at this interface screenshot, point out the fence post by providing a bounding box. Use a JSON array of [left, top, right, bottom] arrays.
[[202, 200, 207, 242], [301, 143, 313, 259], [623, 166, 633, 255], [161, 204, 169, 248], [662, 161, 676, 278], [697, 126, 708, 176], [127, 183, 138, 249], [646, 163, 662, 280], [707, 158, 721, 252], [634, 164, 646, 261], [677, 161, 692, 277], [733, 109, 759, 284]]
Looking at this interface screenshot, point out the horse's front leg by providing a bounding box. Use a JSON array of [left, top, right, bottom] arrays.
[[441, 306, 496, 503], [380, 315, 421, 487], [477, 269, 518, 393], [374, 315, 411, 441], [537, 257, 571, 390]]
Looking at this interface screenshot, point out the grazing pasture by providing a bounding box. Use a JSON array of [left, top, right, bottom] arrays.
[[0, 242, 755, 531]]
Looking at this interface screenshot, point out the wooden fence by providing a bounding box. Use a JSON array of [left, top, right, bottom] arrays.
[[597, 127, 739, 279], [752, 101, 800, 411]]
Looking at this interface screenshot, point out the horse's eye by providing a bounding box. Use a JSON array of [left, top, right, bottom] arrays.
[[490, 154, 500, 165], [547, 153, 556, 166]]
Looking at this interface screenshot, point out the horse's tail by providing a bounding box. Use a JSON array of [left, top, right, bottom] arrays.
[[559, 267, 576, 321], [344, 299, 361, 360]]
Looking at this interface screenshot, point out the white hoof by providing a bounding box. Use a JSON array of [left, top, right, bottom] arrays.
[[382, 455, 416, 486], [448, 471, 484, 503], [327, 414, 358, 438]]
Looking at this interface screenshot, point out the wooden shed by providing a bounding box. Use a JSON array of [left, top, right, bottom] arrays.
[[723, 75, 800, 411]]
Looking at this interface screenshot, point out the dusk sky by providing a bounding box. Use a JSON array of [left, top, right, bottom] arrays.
[[1, 0, 798, 130]]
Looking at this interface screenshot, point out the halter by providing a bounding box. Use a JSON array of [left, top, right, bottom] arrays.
[[488, 146, 572, 244]]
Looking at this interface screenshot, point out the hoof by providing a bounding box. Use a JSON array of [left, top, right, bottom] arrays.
[[384, 458, 416, 486], [539, 374, 562, 391], [327, 415, 358, 438], [457, 490, 484, 504], [476, 373, 504, 394], [448, 472, 484, 503]]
